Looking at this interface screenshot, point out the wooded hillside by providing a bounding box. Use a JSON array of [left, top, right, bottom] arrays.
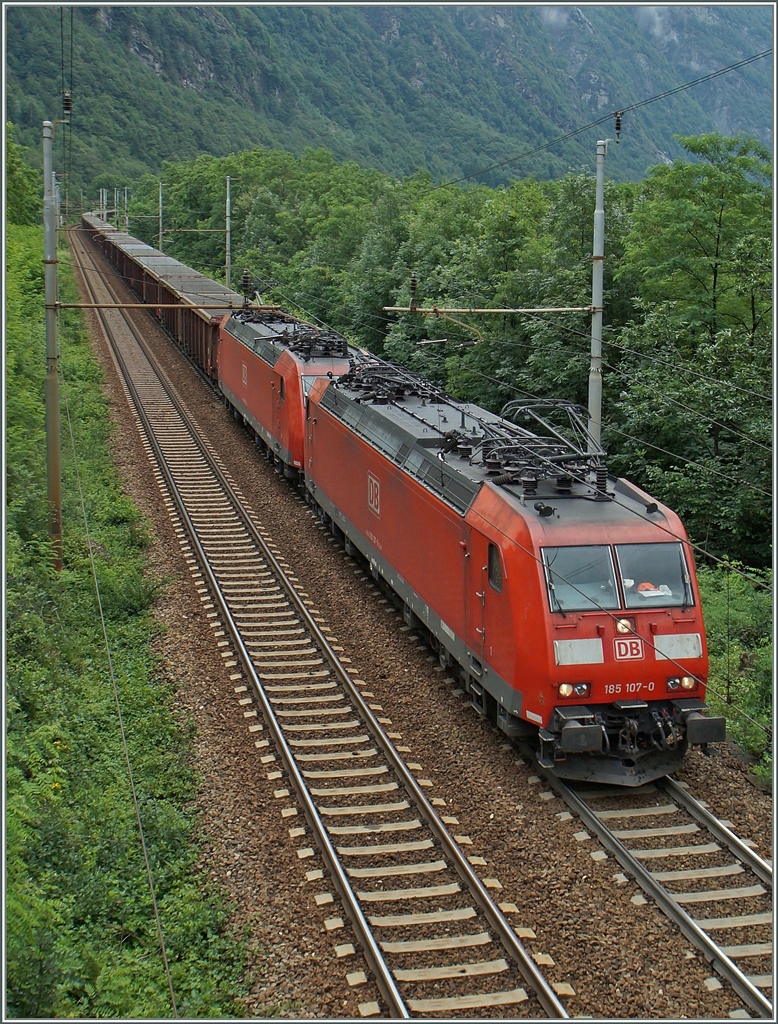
[[6, 4, 772, 189]]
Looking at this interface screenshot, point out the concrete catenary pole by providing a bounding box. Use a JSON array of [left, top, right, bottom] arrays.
[[43, 121, 62, 570], [588, 139, 607, 446], [225, 175, 232, 290]]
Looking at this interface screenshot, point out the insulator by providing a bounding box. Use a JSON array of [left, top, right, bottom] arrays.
[[594, 464, 610, 500], [62, 91, 73, 118], [410, 272, 418, 311], [614, 111, 623, 141], [241, 268, 251, 295], [492, 471, 517, 486]]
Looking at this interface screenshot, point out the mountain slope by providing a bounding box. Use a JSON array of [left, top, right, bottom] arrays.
[[5, 4, 772, 189]]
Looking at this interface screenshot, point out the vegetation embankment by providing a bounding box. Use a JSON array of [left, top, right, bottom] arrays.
[[6, 134, 249, 1015]]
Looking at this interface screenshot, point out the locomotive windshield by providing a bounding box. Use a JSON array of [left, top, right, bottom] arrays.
[[542, 546, 619, 612], [615, 543, 693, 609], [542, 542, 693, 612]]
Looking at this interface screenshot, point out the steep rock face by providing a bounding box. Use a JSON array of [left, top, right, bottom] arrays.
[[341, 6, 771, 152], [129, 29, 164, 77]]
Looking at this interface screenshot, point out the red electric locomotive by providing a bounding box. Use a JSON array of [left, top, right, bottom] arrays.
[[216, 309, 351, 476], [303, 360, 725, 786]]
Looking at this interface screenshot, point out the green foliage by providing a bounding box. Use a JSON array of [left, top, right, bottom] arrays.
[[5, 6, 772, 193], [6, 227, 248, 1017], [697, 565, 772, 775], [6, 121, 41, 224], [605, 134, 772, 566], [617, 133, 772, 340]]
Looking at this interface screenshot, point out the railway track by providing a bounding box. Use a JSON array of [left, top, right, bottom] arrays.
[[71, 229, 570, 1018], [536, 767, 773, 1019]]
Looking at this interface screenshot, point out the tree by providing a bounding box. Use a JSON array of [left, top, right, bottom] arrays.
[[617, 133, 771, 343], [604, 134, 772, 566], [6, 122, 41, 225]]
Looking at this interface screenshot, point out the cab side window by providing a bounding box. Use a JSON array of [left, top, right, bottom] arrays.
[[488, 543, 503, 592]]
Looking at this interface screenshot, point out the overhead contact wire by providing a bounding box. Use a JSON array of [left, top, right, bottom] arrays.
[[232, 285, 771, 589], [602, 359, 772, 453], [190, 277, 772, 588], [518, 306, 771, 403], [439, 309, 771, 468], [455, 364, 771, 592], [604, 424, 771, 499], [90, 227, 769, 585], [480, 307, 772, 441]]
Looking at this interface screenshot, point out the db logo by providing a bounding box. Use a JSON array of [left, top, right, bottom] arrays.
[[367, 472, 381, 517], [614, 637, 644, 660]]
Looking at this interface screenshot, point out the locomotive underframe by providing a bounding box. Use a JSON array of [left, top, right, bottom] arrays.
[[534, 697, 726, 786]]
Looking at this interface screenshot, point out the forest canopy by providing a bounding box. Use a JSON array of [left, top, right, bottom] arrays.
[[117, 132, 771, 570]]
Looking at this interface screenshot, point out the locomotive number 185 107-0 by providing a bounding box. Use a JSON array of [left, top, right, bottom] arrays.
[[604, 681, 656, 695]]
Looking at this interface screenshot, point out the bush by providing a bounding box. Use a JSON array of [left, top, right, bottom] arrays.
[[697, 563, 772, 778]]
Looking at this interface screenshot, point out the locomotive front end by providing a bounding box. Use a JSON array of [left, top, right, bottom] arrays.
[[537, 528, 726, 786]]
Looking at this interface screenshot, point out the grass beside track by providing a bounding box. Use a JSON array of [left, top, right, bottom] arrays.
[[5, 224, 250, 1018]]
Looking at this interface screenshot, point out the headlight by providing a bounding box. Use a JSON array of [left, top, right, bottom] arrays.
[[667, 677, 681, 691], [616, 618, 635, 634], [558, 682, 589, 699], [681, 676, 697, 690]]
